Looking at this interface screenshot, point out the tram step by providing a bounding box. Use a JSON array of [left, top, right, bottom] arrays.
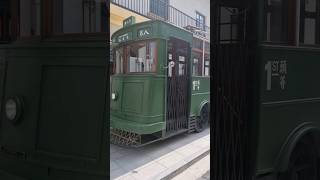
[[188, 116, 197, 133]]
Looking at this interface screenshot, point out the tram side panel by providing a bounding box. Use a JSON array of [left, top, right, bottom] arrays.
[[110, 74, 165, 135], [190, 76, 210, 117], [256, 46, 320, 177], [0, 49, 6, 113], [0, 42, 108, 179]]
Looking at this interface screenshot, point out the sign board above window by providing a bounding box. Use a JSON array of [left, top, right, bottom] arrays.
[[123, 16, 136, 27], [117, 32, 132, 43], [137, 27, 152, 38]]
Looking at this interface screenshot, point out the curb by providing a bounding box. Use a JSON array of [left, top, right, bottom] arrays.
[[159, 149, 210, 180]]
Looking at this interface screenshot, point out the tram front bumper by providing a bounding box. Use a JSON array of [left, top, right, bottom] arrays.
[[110, 115, 164, 135]]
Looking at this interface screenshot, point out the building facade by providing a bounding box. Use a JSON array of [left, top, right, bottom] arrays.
[[110, 0, 210, 76], [110, 0, 210, 39]]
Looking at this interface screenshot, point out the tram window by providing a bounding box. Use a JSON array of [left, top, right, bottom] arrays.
[[265, 0, 285, 42], [127, 41, 157, 73], [0, 17, 4, 41], [0, 0, 9, 41], [0, 15, 8, 42], [192, 58, 200, 76], [10, 0, 41, 38], [115, 47, 124, 74], [192, 52, 202, 76], [219, 7, 239, 43], [264, 0, 296, 44], [305, 0, 317, 12], [300, 0, 319, 45], [49, 0, 106, 35], [178, 56, 185, 76], [303, 18, 316, 44]]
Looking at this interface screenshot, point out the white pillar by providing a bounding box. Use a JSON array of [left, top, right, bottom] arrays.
[[202, 39, 205, 76]]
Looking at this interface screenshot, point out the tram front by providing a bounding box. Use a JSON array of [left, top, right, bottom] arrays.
[[110, 18, 193, 146]]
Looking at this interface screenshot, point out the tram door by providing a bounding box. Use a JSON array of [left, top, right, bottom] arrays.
[[213, 2, 255, 180], [166, 37, 190, 134]]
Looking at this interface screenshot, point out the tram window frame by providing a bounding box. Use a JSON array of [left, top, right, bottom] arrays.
[[204, 57, 210, 77], [0, 10, 10, 42], [192, 58, 200, 76], [299, 0, 320, 46], [178, 55, 186, 76], [112, 40, 158, 75], [113, 47, 124, 74], [126, 40, 158, 74], [264, 0, 296, 45], [7, 0, 42, 40], [6, 0, 107, 41], [42, 0, 107, 39], [191, 50, 202, 76]]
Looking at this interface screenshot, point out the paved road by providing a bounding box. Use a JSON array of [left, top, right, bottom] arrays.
[[110, 128, 210, 179]]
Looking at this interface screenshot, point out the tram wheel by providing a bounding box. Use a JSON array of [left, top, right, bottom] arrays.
[[195, 104, 209, 133], [278, 136, 318, 180]]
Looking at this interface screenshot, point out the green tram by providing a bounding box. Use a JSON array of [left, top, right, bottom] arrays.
[[213, 0, 320, 179], [0, 1, 108, 180], [110, 18, 210, 146]]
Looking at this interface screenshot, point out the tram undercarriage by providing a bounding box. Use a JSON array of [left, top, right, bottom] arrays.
[[110, 116, 205, 147]]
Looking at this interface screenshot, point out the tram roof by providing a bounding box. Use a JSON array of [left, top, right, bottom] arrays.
[[111, 20, 193, 46]]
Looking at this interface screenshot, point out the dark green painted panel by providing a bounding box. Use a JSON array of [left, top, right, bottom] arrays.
[[0, 38, 108, 179], [190, 76, 210, 116], [37, 66, 104, 159], [122, 82, 144, 113], [110, 74, 165, 134], [256, 46, 320, 172]]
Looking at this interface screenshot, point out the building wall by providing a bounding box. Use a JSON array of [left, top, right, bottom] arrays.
[[110, 0, 210, 39], [110, 4, 150, 39], [169, 0, 210, 27]]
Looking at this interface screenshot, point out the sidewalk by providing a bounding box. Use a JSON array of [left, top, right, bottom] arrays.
[[110, 128, 210, 180], [171, 154, 210, 180]]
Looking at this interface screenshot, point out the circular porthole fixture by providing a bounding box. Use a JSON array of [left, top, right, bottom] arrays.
[[5, 96, 23, 124]]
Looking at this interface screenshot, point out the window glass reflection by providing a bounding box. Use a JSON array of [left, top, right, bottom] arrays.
[[52, 0, 106, 34], [127, 41, 157, 73], [304, 18, 316, 44]]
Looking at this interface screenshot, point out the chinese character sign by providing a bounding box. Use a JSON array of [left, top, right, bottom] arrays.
[[193, 80, 200, 91], [265, 59, 287, 91]]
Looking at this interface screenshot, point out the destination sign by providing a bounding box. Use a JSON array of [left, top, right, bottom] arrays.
[[117, 32, 132, 43], [123, 16, 136, 27], [137, 27, 152, 38]]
